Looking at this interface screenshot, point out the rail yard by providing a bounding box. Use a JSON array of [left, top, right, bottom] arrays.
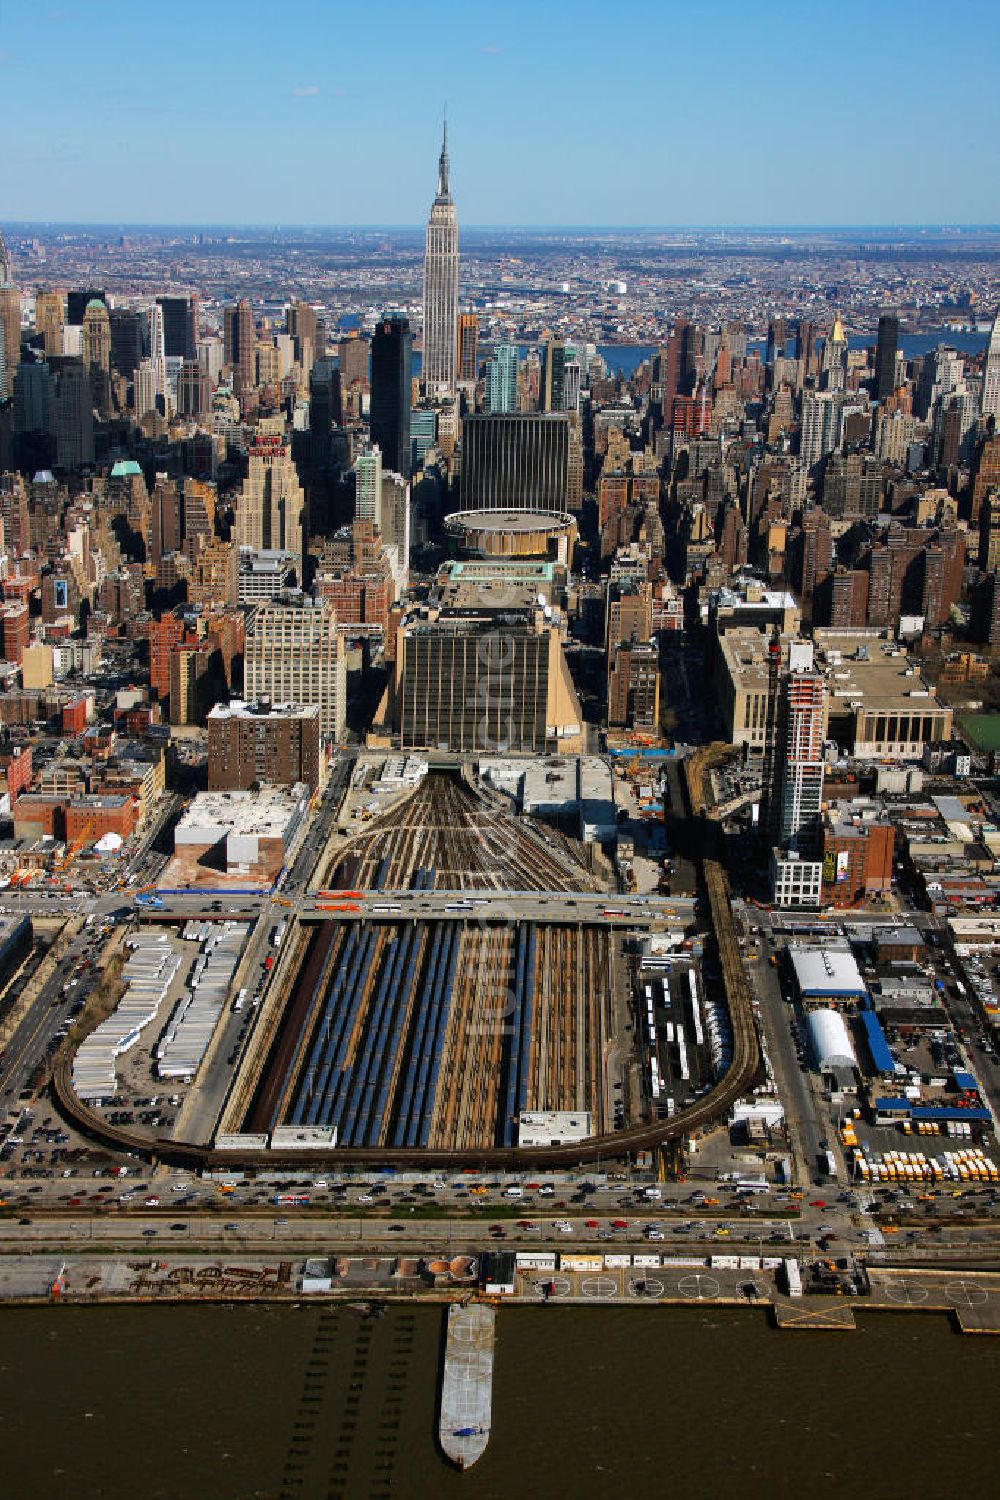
[[240, 773, 616, 1150]]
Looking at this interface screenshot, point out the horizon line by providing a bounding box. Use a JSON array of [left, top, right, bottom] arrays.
[[4, 219, 1000, 234]]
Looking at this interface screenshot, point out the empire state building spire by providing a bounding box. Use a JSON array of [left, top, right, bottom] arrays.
[[423, 120, 459, 398], [437, 120, 451, 201]]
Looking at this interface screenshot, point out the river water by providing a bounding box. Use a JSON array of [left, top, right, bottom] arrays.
[[1, 1304, 997, 1500]]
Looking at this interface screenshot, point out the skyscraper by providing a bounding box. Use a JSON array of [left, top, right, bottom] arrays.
[[245, 596, 347, 740], [422, 123, 459, 399], [982, 308, 1000, 426], [110, 308, 143, 377], [157, 295, 198, 360], [34, 291, 64, 356], [875, 312, 899, 402], [354, 447, 383, 526], [224, 298, 255, 391], [52, 360, 95, 468], [337, 333, 369, 389], [773, 663, 826, 854], [82, 298, 112, 417], [457, 313, 478, 385], [821, 309, 847, 391], [236, 434, 305, 581], [460, 413, 570, 512], [370, 315, 412, 478], [800, 390, 843, 472], [0, 267, 20, 401], [148, 300, 167, 404], [541, 340, 567, 412], [485, 345, 519, 414]]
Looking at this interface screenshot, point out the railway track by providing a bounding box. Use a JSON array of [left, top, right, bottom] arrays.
[[52, 856, 760, 1170]]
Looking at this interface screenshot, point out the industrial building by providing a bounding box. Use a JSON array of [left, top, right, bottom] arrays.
[[805, 1008, 858, 1096], [0, 912, 32, 988], [170, 784, 308, 882], [789, 945, 868, 1009]]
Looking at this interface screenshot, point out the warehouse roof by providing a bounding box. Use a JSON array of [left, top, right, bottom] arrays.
[[859, 1009, 896, 1075], [790, 945, 868, 999]]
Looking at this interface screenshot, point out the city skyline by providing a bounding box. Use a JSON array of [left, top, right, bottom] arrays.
[[1, 0, 998, 227]]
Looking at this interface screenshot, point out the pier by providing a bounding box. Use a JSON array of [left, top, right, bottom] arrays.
[[438, 1302, 495, 1470]]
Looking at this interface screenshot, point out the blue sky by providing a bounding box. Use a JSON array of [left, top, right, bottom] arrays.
[[1, 0, 998, 226]]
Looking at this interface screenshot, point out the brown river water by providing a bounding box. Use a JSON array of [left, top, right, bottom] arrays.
[[0, 1304, 996, 1500]]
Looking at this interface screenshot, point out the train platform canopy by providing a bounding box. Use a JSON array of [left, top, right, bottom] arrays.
[[790, 945, 868, 1006]]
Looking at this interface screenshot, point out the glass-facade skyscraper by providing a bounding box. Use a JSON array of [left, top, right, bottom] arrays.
[[485, 344, 518, 413], [370, 314, 413, 478]]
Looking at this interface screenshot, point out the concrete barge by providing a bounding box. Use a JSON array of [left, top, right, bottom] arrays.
[[438, 1302, 495, 1470]]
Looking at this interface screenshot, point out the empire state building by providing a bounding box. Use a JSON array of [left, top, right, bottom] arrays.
[[422, 124, 459, 399]]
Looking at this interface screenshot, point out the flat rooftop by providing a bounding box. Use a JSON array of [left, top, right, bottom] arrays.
[[207, 700, 320, 724], [790, 944, 868, 998], [175, 785, 307, 840], [445, 509, 575, 533]]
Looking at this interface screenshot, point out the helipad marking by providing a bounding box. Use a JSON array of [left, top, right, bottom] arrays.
[[884, 1281, 928, 1305], [677, 1273, 721, 1300], [580, 1275, 618, 1300], [628, 1276, 665, 1298], [945, 1281, 989, 1307]]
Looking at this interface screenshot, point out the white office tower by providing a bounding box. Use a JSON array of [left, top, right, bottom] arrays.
[[245, 596, 346, 740], [800, 390, 843, 470], [775, 659, 826, 853], [354, 446, 383, 526], [982, 308, 1000, 424], [148, 300, 167, 403], [421, 123, 459, 399]]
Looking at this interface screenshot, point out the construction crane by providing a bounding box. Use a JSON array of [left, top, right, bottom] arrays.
[[57, 815, 97, 871]]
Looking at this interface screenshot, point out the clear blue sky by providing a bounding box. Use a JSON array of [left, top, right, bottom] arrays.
[[1, 0, 997, 226]]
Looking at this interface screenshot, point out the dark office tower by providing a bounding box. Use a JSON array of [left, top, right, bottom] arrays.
[[286, 300, 317, 366], [875, 313, 899, 402], [52, 360, 95, 468], [338, 333, 369, 388], [540, 340, 567, 412], [224, 298, 255, 389], [460, 413, 570, 513], [310, 358, 341, 436], [177, 359, 209, 418], [679, 321, 700, 394], [457, 313, 478, 385], [370, 315, 413, 479], [109, 309, 143, 377], [795, 318, 817, 371], [66, 290, 106, 326], [157, 295, 197, 359], [765, 317, 788, 366], [658, 324, 684, 416]]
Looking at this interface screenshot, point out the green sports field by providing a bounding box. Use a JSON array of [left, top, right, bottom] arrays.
[[959, 713, 1000, 751]]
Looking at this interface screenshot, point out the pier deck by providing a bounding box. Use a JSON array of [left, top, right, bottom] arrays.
[[438, 1302, 495, 1470]]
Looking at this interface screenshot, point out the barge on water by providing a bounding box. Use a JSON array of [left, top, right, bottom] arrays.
[[438, 1302, 495, 1471]]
